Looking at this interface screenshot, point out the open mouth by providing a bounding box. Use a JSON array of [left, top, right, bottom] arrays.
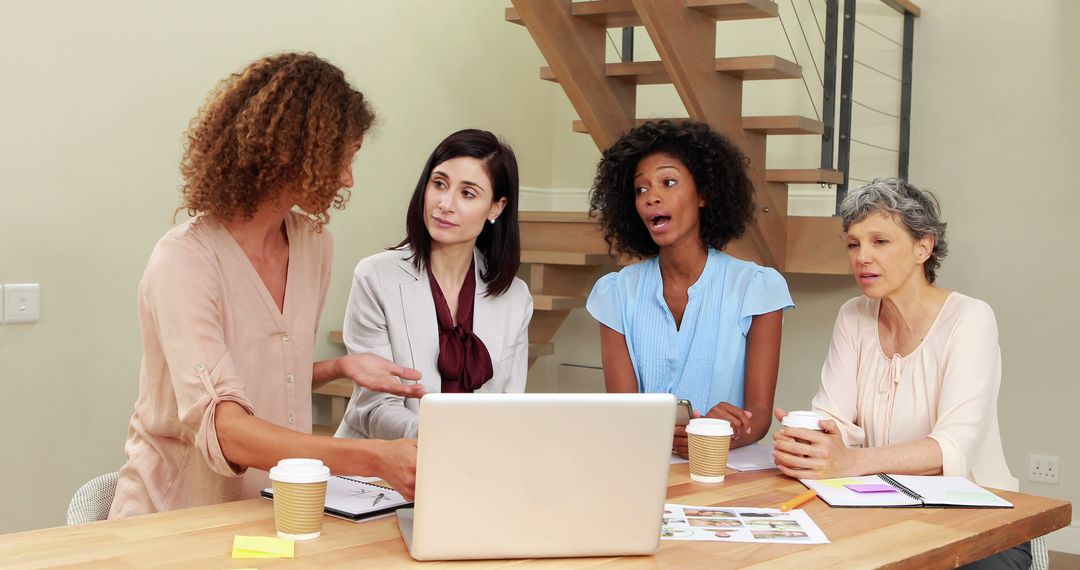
[[649, 214, 672, 230], [858, 272, 880, 282]]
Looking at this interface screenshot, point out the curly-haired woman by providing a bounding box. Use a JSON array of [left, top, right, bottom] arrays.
[[109, 53, 423, 518], [585, 120, 793, 455]]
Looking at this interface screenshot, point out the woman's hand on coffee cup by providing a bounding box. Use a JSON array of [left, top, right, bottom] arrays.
[[772, 419, 854, 479], [704, 402, 752, 440]]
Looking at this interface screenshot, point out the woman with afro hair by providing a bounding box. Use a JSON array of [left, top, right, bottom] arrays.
[[586, 120, 793, 455], [110, 53, 423, 518]]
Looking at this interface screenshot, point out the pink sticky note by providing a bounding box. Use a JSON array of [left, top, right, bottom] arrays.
[[845, 484, 897, 493]]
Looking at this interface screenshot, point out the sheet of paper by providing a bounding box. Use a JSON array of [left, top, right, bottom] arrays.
[[887, 475, 1013, 507], [660, 505, 829, 544], [231, 535, 295, 559], [726, 443, 777, 471]]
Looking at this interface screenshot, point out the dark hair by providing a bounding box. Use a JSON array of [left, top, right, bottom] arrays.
[[397, 129, 521, 296], [840, 177, 949, 284], [180, 52, 374, 229], [588, 120, 755, 258]]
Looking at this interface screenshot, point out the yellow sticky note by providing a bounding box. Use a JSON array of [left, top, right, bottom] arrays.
[[818, 477, 864, 489], [232, 535, 295, 559]]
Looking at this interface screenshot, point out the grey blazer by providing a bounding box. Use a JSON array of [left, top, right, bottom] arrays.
[[334, 247, 533, 439]]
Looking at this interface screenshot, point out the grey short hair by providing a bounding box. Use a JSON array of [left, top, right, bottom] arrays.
[[839, 177, 948, 283]]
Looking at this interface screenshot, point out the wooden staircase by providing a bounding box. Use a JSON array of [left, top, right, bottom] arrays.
[[508, 0, 852, 371]]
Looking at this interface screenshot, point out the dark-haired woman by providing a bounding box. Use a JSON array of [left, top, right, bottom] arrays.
[[336, 129, 533, 440], [110, 53, 424, 518], [586, 121, 793, 455]]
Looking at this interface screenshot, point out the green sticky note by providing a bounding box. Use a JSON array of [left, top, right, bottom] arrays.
[[232, 535, 295, 559]]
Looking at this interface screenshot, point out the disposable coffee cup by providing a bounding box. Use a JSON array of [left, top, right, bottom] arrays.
[[782, 411, 825, 443], [269, 458, 331, 540], [686, 418, 734, 483], [782, 411, 826, 463]]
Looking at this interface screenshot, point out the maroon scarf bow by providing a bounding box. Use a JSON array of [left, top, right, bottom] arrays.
[[426, 260, 494, 393]]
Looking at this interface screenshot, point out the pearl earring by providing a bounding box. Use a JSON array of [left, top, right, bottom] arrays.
[[488, 218, 496, 225]]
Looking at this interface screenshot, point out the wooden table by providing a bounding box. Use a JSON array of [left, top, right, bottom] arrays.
[[1, 466, 1070, 569]]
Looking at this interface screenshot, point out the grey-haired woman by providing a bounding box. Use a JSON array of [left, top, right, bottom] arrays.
[[772, 178, 1026, 569]]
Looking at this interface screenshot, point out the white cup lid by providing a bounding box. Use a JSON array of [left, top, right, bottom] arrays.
[[782, 411, 826, 430], [686, 418, 734, 437], [269, 458, 331, 484]]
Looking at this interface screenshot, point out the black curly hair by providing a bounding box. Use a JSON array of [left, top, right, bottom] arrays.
[[588, 120, 755, 258]]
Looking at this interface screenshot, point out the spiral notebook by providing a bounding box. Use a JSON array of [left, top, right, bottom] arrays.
[[261, 475, 412, 520], [800, 474, 1013, 508]]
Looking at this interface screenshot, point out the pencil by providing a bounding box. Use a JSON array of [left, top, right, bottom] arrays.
[[779, 489, 818, 512]]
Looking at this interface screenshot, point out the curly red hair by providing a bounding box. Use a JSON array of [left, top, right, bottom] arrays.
[[179, 52, 375, 228]]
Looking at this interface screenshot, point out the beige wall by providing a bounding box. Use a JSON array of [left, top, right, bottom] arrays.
[[1, 0, 1076, 548], [0, 0, 555, 533]]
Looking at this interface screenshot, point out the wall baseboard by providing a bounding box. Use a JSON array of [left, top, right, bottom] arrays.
[[519, 186, 589, 211], [1045, 521, 1080, 555]]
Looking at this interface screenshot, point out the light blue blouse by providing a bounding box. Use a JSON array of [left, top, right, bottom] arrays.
[[586, 249, 794, 414]]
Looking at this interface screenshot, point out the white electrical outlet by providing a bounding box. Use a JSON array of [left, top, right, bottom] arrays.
[[1, 283, 40, 324], [1028, 454, 1060, 485]]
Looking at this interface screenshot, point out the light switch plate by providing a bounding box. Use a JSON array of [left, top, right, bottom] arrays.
[[2, 283, 40, 324]]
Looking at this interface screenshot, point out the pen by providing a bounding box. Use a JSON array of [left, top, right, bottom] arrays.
[[779, 489, 817, 512], [372, 493, 386, 507]]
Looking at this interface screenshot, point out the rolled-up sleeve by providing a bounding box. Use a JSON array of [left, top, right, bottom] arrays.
[[146, 237, 255, 477], [927, 302, 1001, 478]]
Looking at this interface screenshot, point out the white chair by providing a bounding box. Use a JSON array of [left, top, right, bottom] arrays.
[[66, 472, 119, 525], [1030, 536, 1049, 570]]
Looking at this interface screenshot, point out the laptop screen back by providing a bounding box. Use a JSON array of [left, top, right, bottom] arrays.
[[406, 393, 675, 561]]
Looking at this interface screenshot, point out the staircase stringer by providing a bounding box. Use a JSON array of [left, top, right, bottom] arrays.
[[510, 0, 636, 150]]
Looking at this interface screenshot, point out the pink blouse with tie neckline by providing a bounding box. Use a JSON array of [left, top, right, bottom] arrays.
[[109, 212, 332, 518], [811, 292, 1018, 492]]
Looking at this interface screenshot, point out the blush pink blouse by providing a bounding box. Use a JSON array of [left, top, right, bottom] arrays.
[[109, 212, 332, 518], [812, 292, 1018, 492]]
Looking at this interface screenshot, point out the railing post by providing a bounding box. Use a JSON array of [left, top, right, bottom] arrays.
[[820, 0, 838, 171], [835, 0, 856, 214], [621, 27, 634, 63], [898, 11, 914, 180]]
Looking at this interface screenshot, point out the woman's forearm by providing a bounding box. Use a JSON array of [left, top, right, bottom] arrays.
[[215, 400, 383, 474], [849, 437, 943, 476], [311, 357, 341, 390]]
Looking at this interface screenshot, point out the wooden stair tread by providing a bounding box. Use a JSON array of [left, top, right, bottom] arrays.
[[742, 115, 823, 135], [573, 115, 821, 135], [520, 211, 594, 223], [507, 0, 778, 27], [529, 342, 555, 358], [521, 250, 615, 266], [541, 55, 799, 85], [765, 168, 845, 185], [314, 377, 354, 398], [532, 294, 586, 311]]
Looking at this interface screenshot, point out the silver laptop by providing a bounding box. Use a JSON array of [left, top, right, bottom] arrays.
[[397, 393, 675, 561]]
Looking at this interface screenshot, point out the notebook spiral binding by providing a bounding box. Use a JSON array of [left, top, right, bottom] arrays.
[[336, 475, 394, 492], [879, 474, 923, 502]]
